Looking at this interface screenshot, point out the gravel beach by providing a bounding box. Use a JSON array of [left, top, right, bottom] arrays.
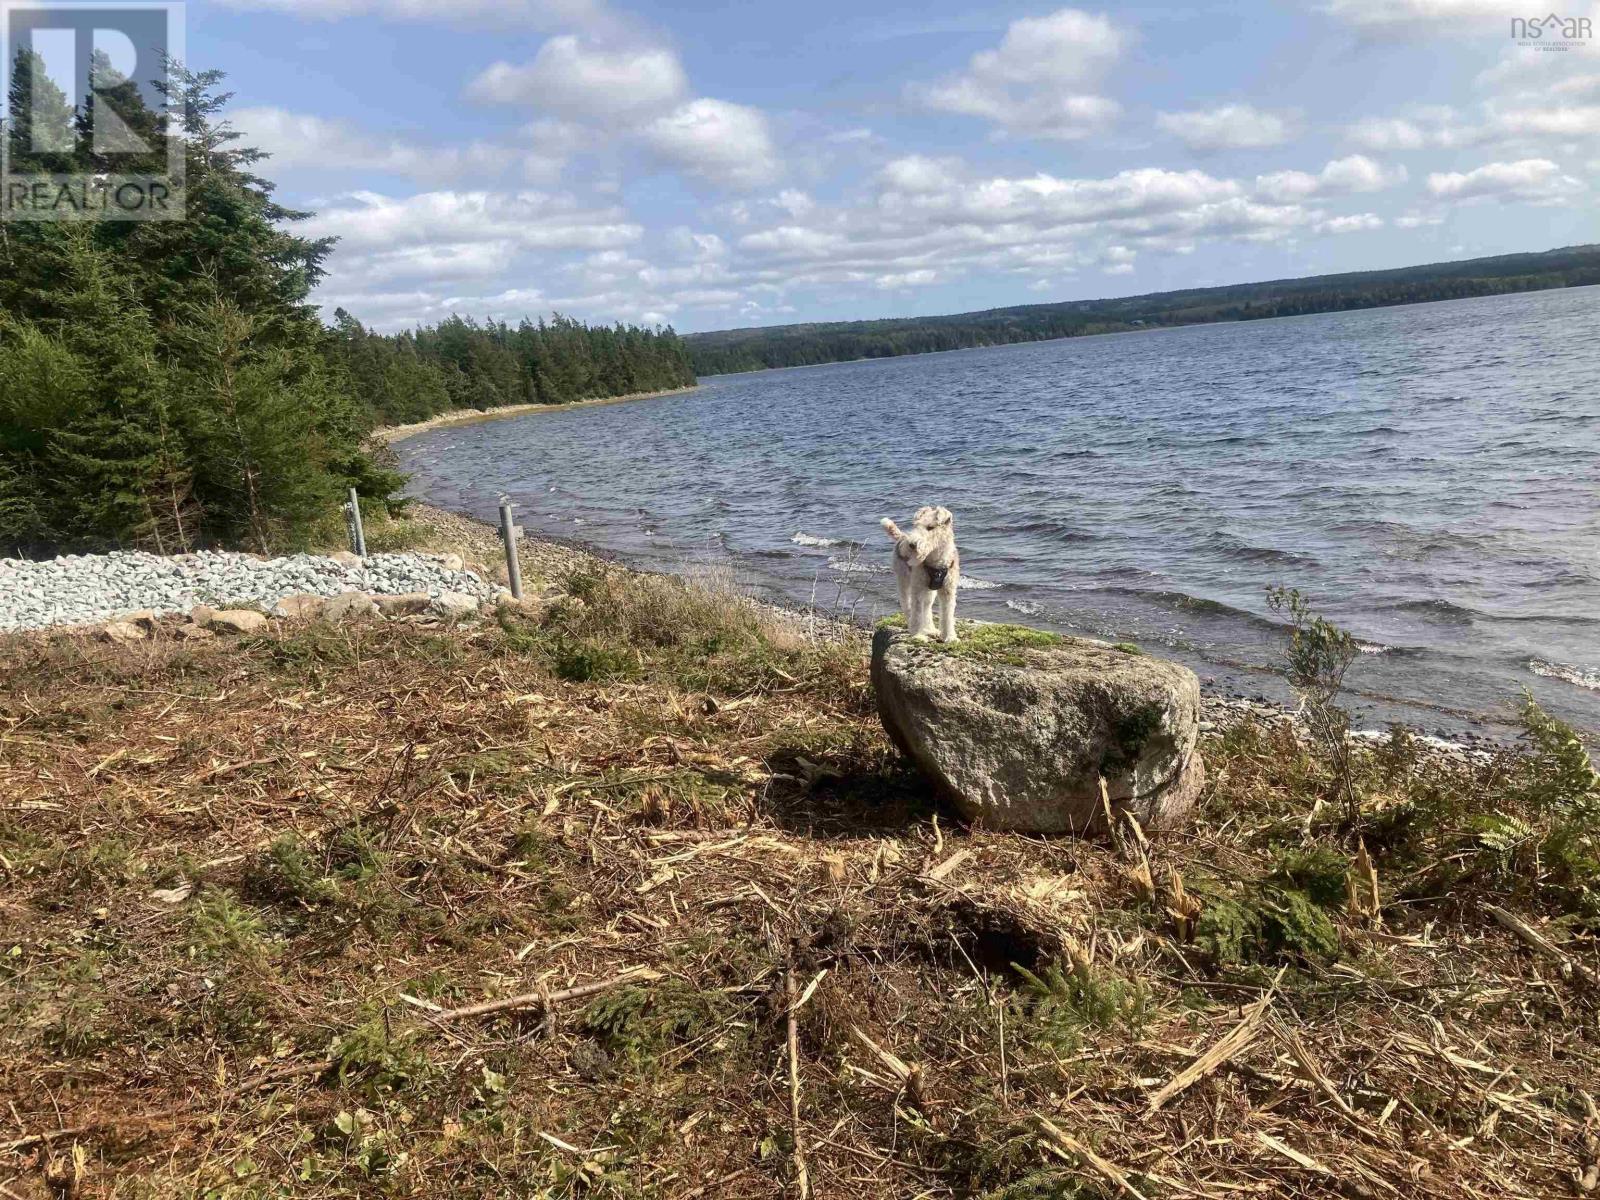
[[0, 548, 497, 633]]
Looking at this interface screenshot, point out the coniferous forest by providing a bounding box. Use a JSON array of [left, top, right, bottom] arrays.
[[324, 312, 695, 428], [0, 55, 695, 558]]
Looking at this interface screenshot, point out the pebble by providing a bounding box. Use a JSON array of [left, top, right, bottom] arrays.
[[0, 550, 497, 633]]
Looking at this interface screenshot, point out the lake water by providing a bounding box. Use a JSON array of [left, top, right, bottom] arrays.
[[399, 286, 1600, 737]]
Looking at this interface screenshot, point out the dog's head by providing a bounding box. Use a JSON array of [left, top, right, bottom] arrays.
[[884, 507, 954, 564]]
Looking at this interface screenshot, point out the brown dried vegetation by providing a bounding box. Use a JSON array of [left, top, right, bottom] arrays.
[[1, 558, 1597, 1199]]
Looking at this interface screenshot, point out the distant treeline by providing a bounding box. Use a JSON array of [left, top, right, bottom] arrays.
[[685, 245, 1600, 375], [325, 311, 696, 427]]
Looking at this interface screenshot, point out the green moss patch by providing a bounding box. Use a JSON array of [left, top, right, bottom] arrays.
[[881, 618, 1066, 663]]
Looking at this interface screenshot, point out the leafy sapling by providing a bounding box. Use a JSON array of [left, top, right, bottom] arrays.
[[1267, 586, 1360, 828]]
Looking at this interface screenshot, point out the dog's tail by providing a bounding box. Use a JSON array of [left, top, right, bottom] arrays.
[[880, 517, 903, 542]]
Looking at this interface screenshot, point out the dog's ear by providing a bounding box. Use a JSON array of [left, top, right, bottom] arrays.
[[934, 507, 953, 527]]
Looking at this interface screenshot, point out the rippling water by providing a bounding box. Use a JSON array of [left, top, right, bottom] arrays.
[[400, 286, 1600, 736]]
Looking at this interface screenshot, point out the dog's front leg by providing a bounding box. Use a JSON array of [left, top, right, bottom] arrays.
[[894, 562, 916, 634], [939, 576, 958, 643], [913, 586, 937, 640]]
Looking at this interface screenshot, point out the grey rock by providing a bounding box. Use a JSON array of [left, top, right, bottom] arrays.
[[207, 609, 269, 636], [431, 591, 480, 621], [272, 593, 328, 621], [322, 591, 379, 622], [98, 620, 148, 643], [374, 592, 433, 617], [871, 626, 1203, 835]]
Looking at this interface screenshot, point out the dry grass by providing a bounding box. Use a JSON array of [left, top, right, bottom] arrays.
[[1, 565, 1597, 1199]]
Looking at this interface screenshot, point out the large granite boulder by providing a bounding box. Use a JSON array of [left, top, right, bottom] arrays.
[[871, 624, 1203, 835]]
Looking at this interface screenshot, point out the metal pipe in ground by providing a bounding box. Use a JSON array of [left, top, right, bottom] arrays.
[[347, 487, 367, 558], [499, 498, 523, 600]]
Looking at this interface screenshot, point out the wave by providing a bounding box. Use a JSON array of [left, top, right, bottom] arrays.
[[827, 557, 886, 575], [959, 575, 1002, 591], [1372, 597, 1477, 625], [1004, 598, 1042, 617], [791, 531, 847, 548], [1528, 660, 1600, 693], [1375, 599, 1600, 631], [1206, 532, 1317, 567], [1013, 519, 1098, 544], [1100, 586, 1283, 631], [1495, 610, 1600, 630]]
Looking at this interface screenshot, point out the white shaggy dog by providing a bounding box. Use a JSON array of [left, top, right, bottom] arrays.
[[880, 506, 960, 643]]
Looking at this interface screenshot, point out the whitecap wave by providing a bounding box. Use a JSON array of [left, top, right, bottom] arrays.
[[959, 575, 1001, 591], [827, 557, 886, 574], [791, 532, 845, 548], [1356, 639, 1390, 655], [1005, 598, 1042, 617], [1529, 659, 1600, 692]]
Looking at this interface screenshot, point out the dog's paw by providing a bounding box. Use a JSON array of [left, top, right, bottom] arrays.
[[909, 630, 932, 641], [940, 633, 959, 644]]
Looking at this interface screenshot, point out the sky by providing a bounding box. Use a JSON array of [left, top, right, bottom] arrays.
[[169, 0, 1600, 331]]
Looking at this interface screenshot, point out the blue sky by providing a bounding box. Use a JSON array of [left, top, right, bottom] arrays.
[[173, 0, 1600, 330]]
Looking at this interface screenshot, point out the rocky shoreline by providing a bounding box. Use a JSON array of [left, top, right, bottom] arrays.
[[1, 501, 1515, 759]]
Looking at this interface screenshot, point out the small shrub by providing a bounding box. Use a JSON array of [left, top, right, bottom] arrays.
[[580, 980, 741, 1067], [1267, 586, 1360, 825], [1267, 845, 1349, 906], [1011, 960, 1150, 1052], [551, 637, 638, 683], [248, 835, 340, 906], [191, 890, 269, 961], [1191, 881, 1341, 966]]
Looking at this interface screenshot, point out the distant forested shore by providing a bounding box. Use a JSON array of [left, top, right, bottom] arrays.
[[685, 245, 1600, 375], [325, 311, 695, 428]]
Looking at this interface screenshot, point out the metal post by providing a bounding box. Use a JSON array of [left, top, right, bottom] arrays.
[[499, 498, 523, 600], [347, 487, 367, 558]]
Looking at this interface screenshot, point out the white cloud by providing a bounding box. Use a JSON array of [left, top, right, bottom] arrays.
[[1343, 108, 1481, 150], [877, 164, 1243, 227], [1100, 244, 1137, 273], [1320, 153, 1405, 190], [466, 36, 687, 120], [461, 34, 780, 191], [912, 8, 1128, 139], [1156, 104, 1296, 151], [1489, 105, 1600, 137], [233, 107, 570, 185], [1426, 157, 1585, 201], [1318, 0, 1518, 30], [877, 155, 964, 194], [1255, 154, 1405, 201], [641, 98, 780, 188], [772, 190, 815, 217], [873, 269, 938, 289], [215, 0, 611, 30], [1345, 116, 1428, 150], [1317, 212, 1384, 233], [305, 190, 643, 255]]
